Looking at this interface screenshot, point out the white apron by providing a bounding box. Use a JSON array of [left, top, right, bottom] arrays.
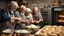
[[3, 11, 15, 29]]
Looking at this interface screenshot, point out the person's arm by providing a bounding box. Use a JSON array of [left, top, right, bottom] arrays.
[[15, 11, 21, 17], [1, 9, 10, 22], [34, 13, 43, 23], [30, 14, 34, 23], [1, 9, 16, 23], [12, 11, 23, 23], [15, 17, 22, 23], [39, 12, 43, 22]]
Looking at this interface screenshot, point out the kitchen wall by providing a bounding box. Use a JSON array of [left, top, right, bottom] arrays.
[[0, 1, 7, 9], [26, 0, 54, 9], [0, 0, 11, 9], [0, 0, 64, 9], [27, 0, 64, 8]]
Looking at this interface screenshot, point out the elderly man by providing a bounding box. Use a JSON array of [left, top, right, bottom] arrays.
[[15, 5, 27, 29], [1, 1, 21, 29]]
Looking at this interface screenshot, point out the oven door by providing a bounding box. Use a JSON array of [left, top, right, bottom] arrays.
[[52, 7, 64, 25]]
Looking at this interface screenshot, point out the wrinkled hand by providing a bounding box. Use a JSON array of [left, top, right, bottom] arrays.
[[11, 17, 15, 20], [11, 17, 16, 22], [15, 17, 22, 23], [25, 20, 30, 24], [35, 21, 40, 23], [15, 17, 22, 21]]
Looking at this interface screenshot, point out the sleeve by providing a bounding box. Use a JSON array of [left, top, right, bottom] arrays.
[[39, 12, 43, 19], [30, 14, 33, 21], [15, 11, 20, 17], [39, 12, 43, 21], [1, 9, 10, 22]]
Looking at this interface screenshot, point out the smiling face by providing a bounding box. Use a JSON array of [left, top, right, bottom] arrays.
[[19, 5, 26, 13], [11, 5, 18, 11], [21, 8, 26, 13], [8, 1, 19, 11]]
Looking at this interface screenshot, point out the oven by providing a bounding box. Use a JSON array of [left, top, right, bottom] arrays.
[[52, 6, 64, 25]]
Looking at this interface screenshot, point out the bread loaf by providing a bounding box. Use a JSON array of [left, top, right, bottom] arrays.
[[35, 25, 64, 36]]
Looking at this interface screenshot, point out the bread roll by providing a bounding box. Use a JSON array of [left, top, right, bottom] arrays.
[[35, 25, 64, 36]]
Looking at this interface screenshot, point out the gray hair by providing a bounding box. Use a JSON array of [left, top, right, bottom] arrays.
[[20, 5, 26, 9], [7, 1, 19, 8], [34, 7, 38, 10]]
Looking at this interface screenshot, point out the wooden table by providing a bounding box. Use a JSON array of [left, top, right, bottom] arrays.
[[30, 34, 34, 36]]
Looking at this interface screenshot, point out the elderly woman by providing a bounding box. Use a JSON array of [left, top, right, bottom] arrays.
[[32, 7, 43, 28], [25, 8, 34, 24], [1, 1, 21, 29]]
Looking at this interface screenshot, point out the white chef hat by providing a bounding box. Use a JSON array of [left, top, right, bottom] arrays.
[[26, 8, 32, 13]]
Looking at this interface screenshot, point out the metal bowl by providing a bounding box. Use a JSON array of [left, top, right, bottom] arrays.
[[2, 29, 14, 36], [15, 30, 30, 36], [26, 25, 40, 33]]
